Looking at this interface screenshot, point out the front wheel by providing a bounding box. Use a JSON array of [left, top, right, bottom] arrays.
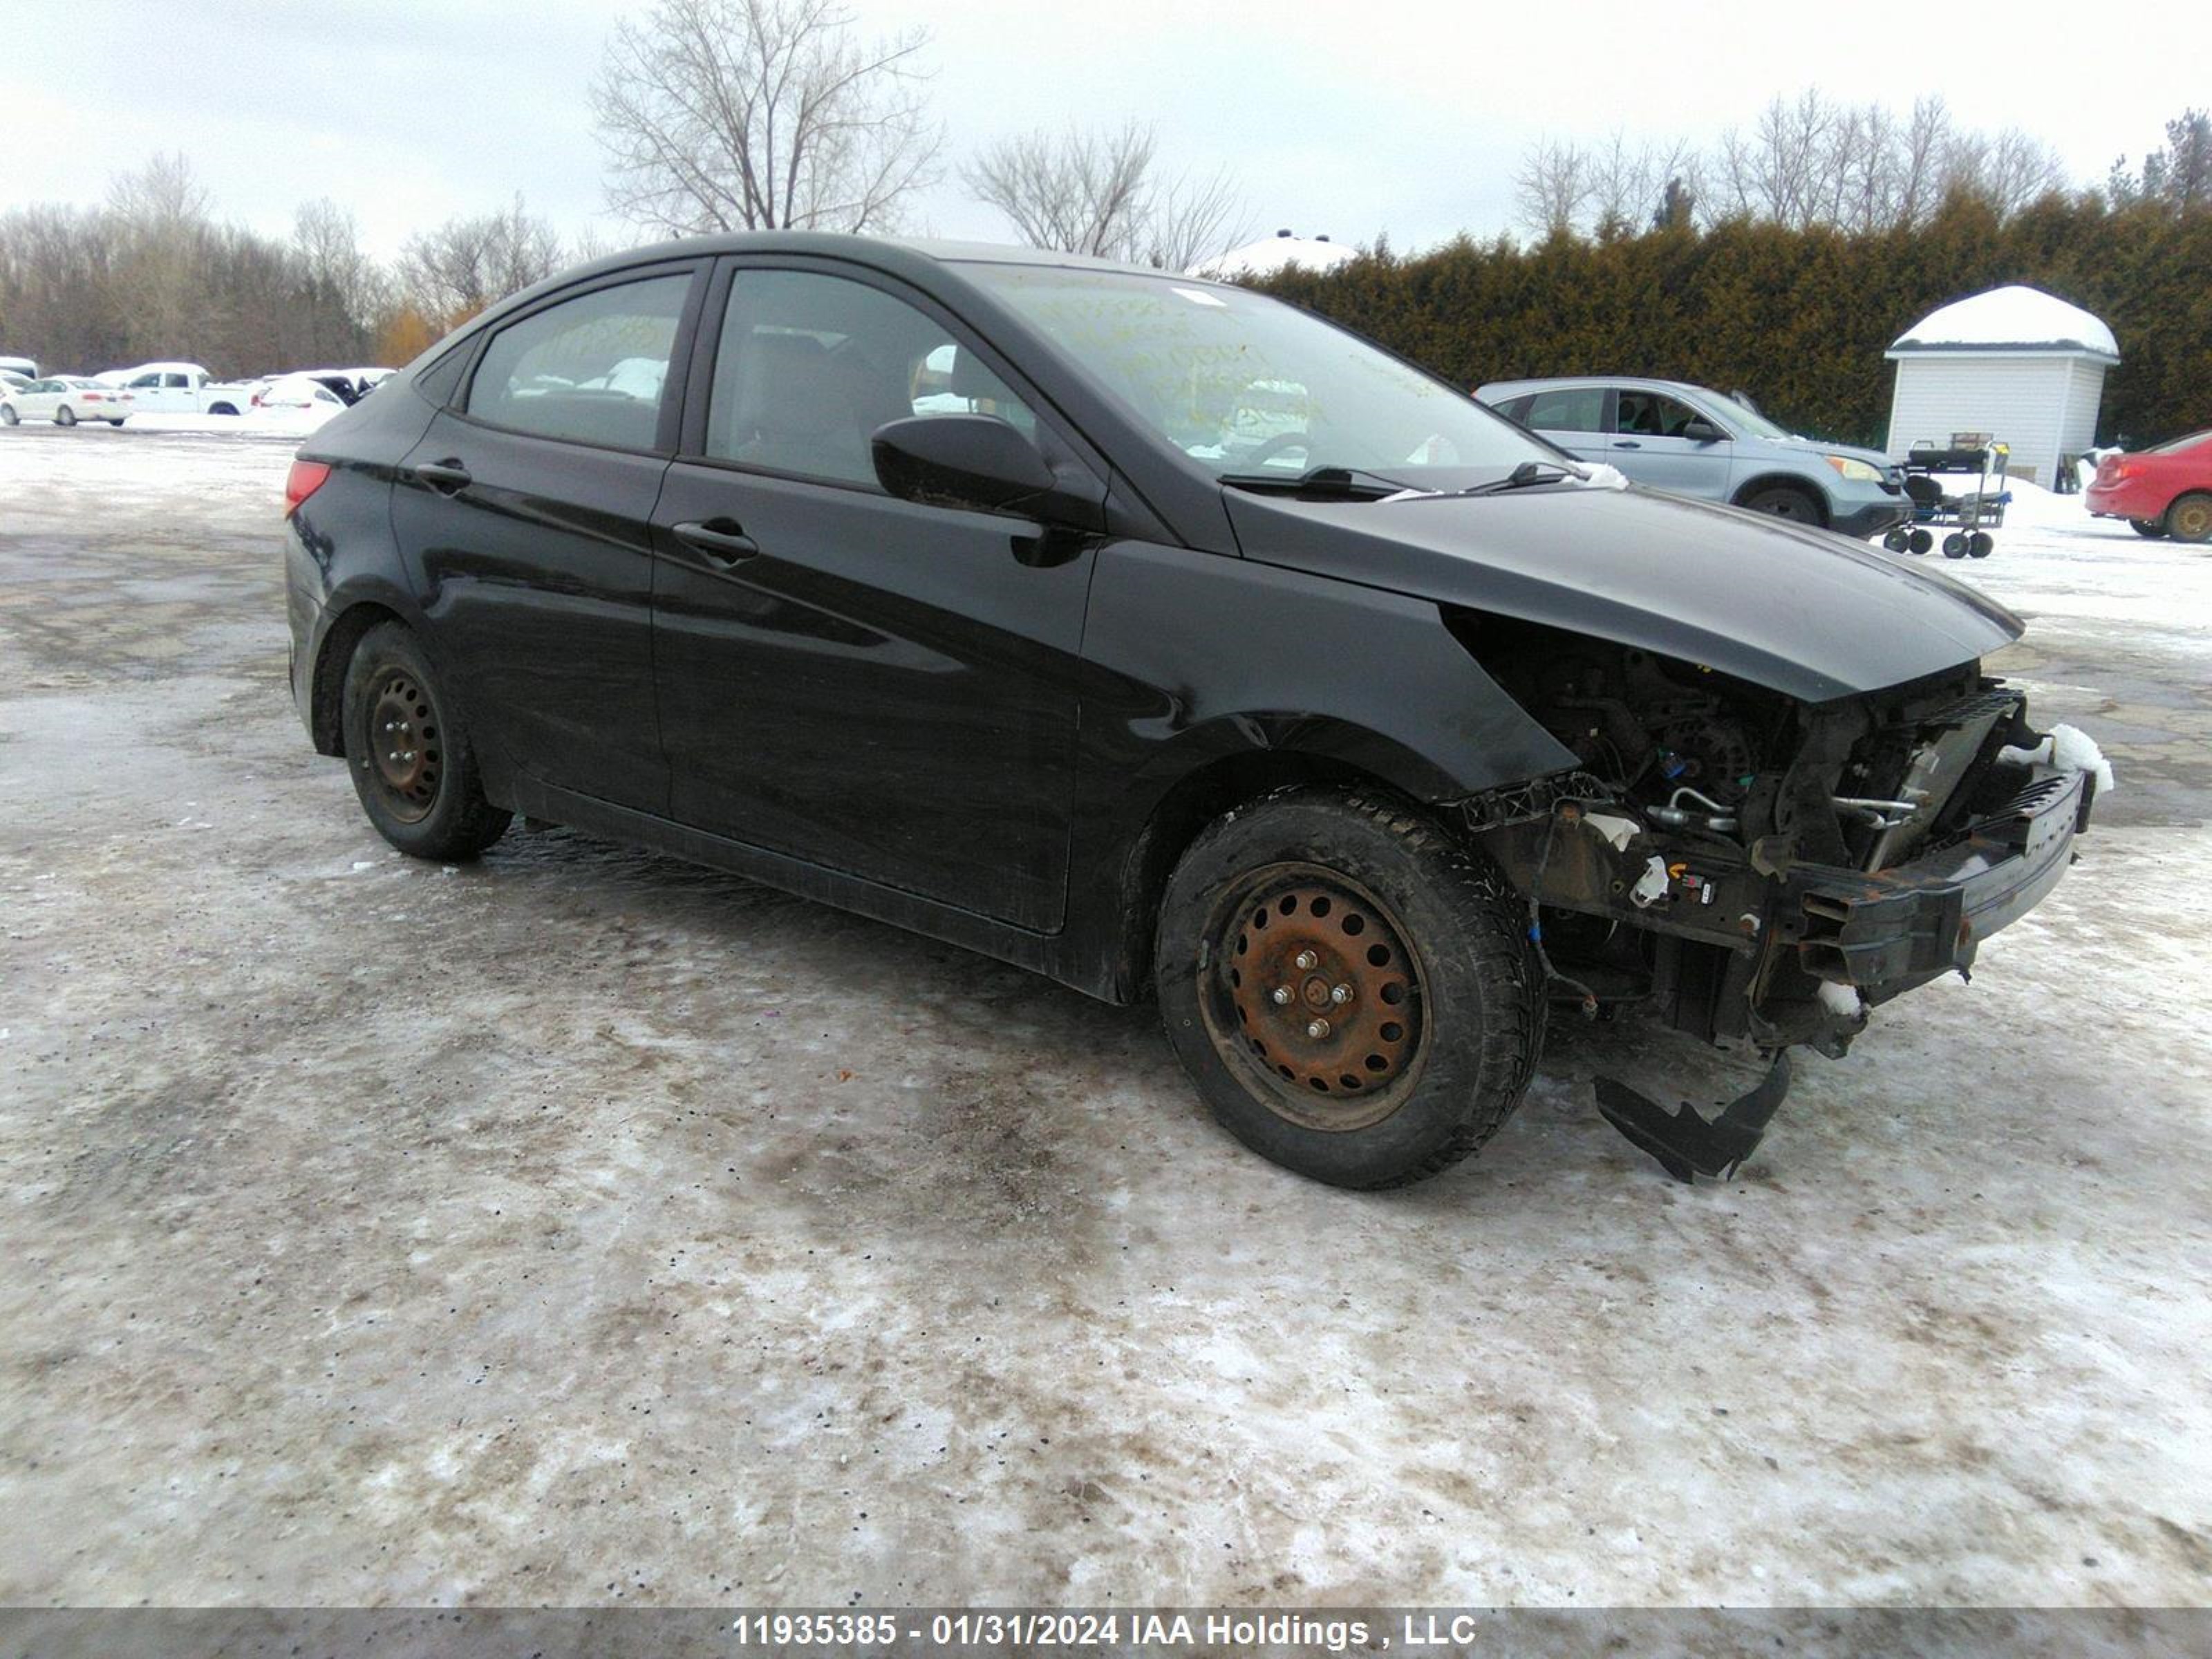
[[0, 404, 17, 427], [2166, 492, 2212, 545], [339, 621, 511, 861], [1738, 485, 1824, 525], [1154, 787, 1544, 1189]]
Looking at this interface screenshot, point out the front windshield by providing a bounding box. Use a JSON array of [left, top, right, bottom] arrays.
[[961, 263, 1556, 486], [1697, 388, 1792, 441]]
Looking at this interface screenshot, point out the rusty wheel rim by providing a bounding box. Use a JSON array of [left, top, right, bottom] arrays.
[[2175, 498, 2212, 541], [361, 670, 441, 824], [1208, 865, 1427, 1132]]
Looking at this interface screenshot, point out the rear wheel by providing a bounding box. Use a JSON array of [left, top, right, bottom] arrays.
[[2166, 492, 2212, 545], [54, 405, 76, 427], [2128, 519, 2168, 538], [339, 621, 510, 861], [1738, 483, 1824, 525], [1967, 531, 1994, 559], [1155, 787, 1543, 1189]]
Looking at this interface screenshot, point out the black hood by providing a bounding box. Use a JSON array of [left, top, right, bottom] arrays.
[[1224, 483, 2022, 704]]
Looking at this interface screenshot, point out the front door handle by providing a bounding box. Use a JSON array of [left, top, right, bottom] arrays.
[[673, 518, 760, 565], [1612, 440, 1642, 450], [413, 458, 472, 494]]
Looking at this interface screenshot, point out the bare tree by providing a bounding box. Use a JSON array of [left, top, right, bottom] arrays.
[[399, 197, 564, 327], [104, 153, 219, 356], [964, 122, 1153, 257], [1513, 138, 1589, 238], [1138, 165, 1249, 272], [593, 0, 940, 235], [293, 198, 386, 355], [963, 122, 1247, 270]]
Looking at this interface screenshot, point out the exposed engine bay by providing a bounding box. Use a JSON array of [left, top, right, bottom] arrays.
[[1451, 616, 2099, 1179]]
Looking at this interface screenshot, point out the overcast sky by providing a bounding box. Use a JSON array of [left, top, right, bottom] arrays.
[[6, 0, 2206, 262]]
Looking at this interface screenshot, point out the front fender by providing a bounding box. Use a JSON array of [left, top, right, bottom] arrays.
[[1075, 540, 1578, 817]]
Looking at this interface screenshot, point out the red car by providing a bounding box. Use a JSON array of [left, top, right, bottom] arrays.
[[2085, 429, 2212, 542]]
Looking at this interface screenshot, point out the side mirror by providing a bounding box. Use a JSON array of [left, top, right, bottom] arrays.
[[872, 415, 1055, 514], [1680, 418, 1726, 444]]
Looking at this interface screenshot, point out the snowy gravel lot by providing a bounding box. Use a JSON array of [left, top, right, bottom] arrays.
[[1, 424, 2208, 1610]]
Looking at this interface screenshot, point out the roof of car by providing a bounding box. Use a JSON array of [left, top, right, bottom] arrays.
[[1477, 375, 1708, 398], [551, 230, 1220, 292]]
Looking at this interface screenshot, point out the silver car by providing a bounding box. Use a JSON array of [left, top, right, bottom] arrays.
[[1475, 376, 1909, 538]]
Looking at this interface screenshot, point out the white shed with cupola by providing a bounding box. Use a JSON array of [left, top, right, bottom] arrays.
[[1883, 285, 2119, 483]]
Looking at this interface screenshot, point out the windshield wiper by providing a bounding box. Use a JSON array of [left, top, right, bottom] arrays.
[[1219, 465, 1417, 500], [1456, 460, 1585, 497]]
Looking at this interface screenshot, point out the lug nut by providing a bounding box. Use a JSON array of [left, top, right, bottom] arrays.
[[1294, 949, 1318, 970], [1330, 984, 1353, 1004], [1306, 1018, 1331, 1040], [1271, 986, 1292, 1005]]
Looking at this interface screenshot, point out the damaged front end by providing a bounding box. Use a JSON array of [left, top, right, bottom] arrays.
[[1461, 626, 2098, 1180]]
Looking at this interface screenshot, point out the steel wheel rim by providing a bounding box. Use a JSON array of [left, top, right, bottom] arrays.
[[1204, 863, 1428, 1132], [360, 670, 441, 823], [2175, 498, 2211, 540]]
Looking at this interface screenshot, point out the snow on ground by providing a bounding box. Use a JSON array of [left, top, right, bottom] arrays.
[[2, 427, 2209, 1610]]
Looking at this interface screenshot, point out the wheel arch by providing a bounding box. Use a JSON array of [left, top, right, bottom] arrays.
[[308, 599, 410, 756], [1732, 471, 1830, 524], [1087, 726, 1453, 1004]]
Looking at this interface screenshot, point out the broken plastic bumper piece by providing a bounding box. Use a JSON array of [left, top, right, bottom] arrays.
[[1595, 1049, 1793, 1183]]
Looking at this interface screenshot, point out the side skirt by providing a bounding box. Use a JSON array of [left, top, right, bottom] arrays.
[[502, 775, 1124, 1004]]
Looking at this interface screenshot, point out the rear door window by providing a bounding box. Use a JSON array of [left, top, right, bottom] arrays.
[[465, 274, 691, 451], [1615, 389, 1707, 438], [1523, 386, 1606, 433]]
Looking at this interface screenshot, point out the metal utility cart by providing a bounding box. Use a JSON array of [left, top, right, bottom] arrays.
[[1884, 435, 2009, 559]]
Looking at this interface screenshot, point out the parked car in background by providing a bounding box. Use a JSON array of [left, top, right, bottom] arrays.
[[1477, 376, 1910, 538], [0, 370, 30, 395], [113, 362, 261, 415], [0, 375, 134, 427], [283, 232, 2094, 1192], [2083, 429, 2212, 543], [252, 373, 348, 429], [0, 355, 37, 381]]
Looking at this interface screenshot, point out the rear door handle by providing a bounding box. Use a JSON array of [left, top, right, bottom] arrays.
[[673, 518, 760, 565], [1612, 440, 1642, 450], [413, 459, 472, 494]]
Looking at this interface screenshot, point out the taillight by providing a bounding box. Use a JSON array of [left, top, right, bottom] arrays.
[[285, 459, 333, 517], [2115, 462, 2144, 479], [83, 392, 103, 402]]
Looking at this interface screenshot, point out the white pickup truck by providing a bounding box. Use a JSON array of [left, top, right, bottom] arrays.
[[110, 362, 262, 417]]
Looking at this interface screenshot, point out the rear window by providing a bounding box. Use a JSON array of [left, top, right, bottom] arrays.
[[1523, 386, 1606, 433], [2148, 429, 2212, 455], [465, 274, 690, 451]]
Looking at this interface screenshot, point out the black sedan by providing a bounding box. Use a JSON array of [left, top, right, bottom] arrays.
[[283, 234, 2092, 1189]]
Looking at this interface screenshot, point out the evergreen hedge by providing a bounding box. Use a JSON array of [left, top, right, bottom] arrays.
[[1253, 198, 2212, 450]]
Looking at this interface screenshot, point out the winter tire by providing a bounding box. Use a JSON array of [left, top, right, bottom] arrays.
[[1738, 485, 1824, 525], [2166, 492, 2212, 545], [1155, 786, 1544, 1189], [339, 620, 511, 861]]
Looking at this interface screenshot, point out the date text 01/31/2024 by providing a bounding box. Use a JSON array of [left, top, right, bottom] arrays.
[[727, 1611, 1391, 1649]]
